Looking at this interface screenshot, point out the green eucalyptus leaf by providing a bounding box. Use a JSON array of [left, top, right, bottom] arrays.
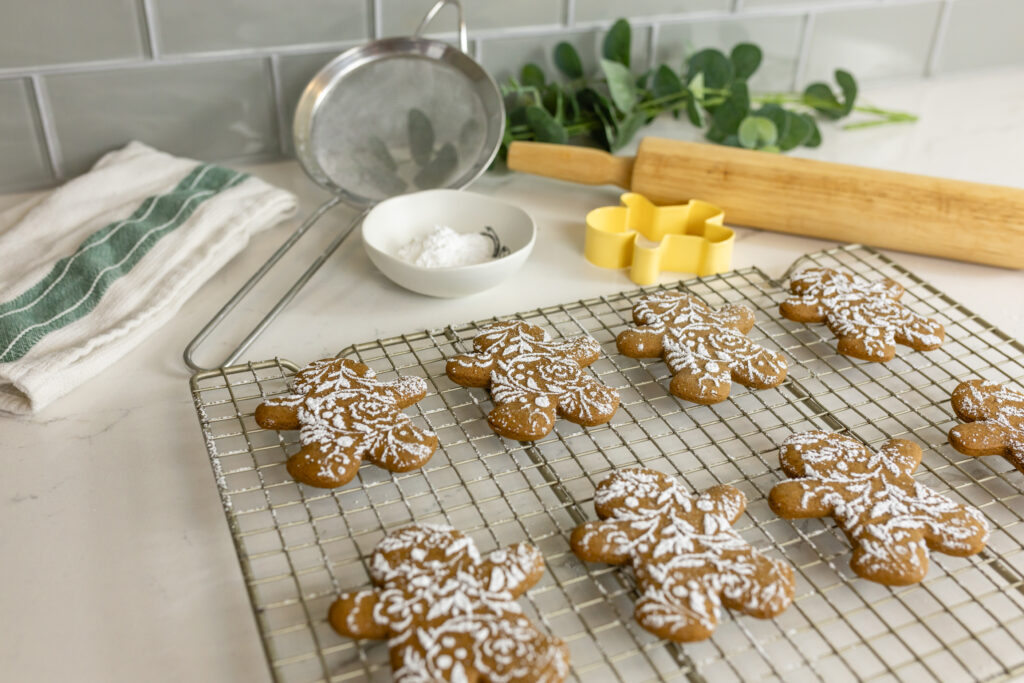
[[407, 108, 435, 166], [601, 58, 637, 113], [602, 18, 631, 67], [730, 43, 762, 81], [835, 69, 857, 116], [686, 96, 705, 127], [761, 145, 781, 153], [803, 82, 843, 119], [611, 111, 645, 152], [525, 105, 568, 143], [686, 49, 733, 90], [508, 104, 528, 127], [520, 63, 545, 88], [414, 142, 457, 189], [687, 71, 705, 102], [652, 64, 685, 99], [738, 115, 777, 149], [707, 80, 749, 140], [635, 69, 652, 90], [553, 42, 584, 79], [778, 110, 812, 150], [802, 114, 822, 147]]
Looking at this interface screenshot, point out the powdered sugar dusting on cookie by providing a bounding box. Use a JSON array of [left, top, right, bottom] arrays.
[[771, 431, 989, 585], [571, 468, 794, 641], [617, 291, 787, 403], [330, 524, 570, 682], [255, 358, 437, 488], [447, 321, 619, 440], [950, 379, 1024, 473], [781, 268, 944, 362]]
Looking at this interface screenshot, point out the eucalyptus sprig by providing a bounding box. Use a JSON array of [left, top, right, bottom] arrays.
[[498, 18, 916, 159]]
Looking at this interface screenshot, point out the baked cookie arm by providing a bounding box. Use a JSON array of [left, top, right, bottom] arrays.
[[779, 295, 826, 323], [634, 585, 718, 642], [555, 335, 602, 368], [254, 399, 301, 430], [477, 543, 545, 598], [616, 325, 664, 358], [367, 415, 438, 472], [894, 312, 944, 350], [328, 590, 387, 640], [445, 353, 495, 388], [711, 304, 755, 333], [769, 480, 837, 518], [379, 375, 428, 408], [949, 421, 1011, 457], [701, 485, 747, 525], [570, 520, 636, 564]]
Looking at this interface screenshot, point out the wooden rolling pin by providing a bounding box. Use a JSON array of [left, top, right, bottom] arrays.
[[507, 138, 1024, 268]]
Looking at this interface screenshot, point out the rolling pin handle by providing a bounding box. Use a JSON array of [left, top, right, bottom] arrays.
[[507, 141, 635, 189]]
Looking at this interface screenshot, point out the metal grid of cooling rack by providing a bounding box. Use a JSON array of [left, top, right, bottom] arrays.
[[190, 245, 1024, 683]]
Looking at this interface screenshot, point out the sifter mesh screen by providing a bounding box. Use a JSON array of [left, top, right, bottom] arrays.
[[311, 55, 488, 202]]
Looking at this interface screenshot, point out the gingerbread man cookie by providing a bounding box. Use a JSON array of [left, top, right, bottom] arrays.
[[769, 431, 989, 585], [949, 379, 1024, 475], [571, 467, 794, 642], [328, 524, 570, 682], [780, 267, 944, 362], [446, 320, 620, 441], [254, 358, 438, 488], [616, 290, 787, 404]]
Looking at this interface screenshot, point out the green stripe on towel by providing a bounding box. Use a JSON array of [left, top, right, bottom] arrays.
[[0, 163, 248, 363]]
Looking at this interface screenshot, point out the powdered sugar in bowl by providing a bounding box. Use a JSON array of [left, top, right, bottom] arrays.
[[362, 189, 536, 297]]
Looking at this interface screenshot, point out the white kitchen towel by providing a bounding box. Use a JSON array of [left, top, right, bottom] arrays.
[[0, 141, 298, 415]]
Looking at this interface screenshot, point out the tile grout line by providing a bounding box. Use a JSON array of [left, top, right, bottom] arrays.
[[732, 0, 745, 10], [138, 0, 161, 59], [792, 11, 816, 90], [564, 0, 576, 27], [268, 55, 289, 157], [646, 23, 659, 73], [925, 0, 955, 77], [28, 75, 64, 182]]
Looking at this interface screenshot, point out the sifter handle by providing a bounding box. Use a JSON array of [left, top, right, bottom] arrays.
[[415, 0, 469, 54]]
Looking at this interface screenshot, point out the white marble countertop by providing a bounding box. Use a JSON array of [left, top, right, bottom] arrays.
[[2, 67, 1023, 682]]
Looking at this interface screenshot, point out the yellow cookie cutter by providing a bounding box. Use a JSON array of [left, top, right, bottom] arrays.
[[584, 193, 734, 285]]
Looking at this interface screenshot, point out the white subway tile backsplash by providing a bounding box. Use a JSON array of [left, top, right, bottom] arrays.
[[803, 2, 945, 84], [379, 0, 562, 36], [481, 27, 650, 83], [0, 0, 1020, 189], [655, 14, 805, 90], [0, 79, 53, 191], [0, 0, 145, 69], [574, 0, 731, 23], [151, 0, 369, 55], [45, 60, 278, 177], [936, 0, 1024, 73]]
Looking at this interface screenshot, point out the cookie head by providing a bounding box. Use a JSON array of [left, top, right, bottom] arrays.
[[949, 379, 1024, 473], [370, 524, 480, 586]]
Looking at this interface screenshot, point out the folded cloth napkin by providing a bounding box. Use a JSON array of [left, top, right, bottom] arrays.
[[0, 141, 297, 415]]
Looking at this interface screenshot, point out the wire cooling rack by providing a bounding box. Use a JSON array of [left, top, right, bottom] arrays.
[[190, 245, 1024, 683]]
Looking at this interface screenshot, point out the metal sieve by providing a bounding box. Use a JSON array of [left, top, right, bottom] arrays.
[[184, 0, 504, 371]]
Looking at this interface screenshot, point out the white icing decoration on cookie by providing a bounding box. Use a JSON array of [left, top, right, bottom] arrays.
[[260, 358, 436, 484], [336, 524, 569, 682], [773, 431, 989, 582], [782, 268, 944, 360], [448, 321, 619, 438], [620, 291, 787, 400], [574, 468, 794, 639]]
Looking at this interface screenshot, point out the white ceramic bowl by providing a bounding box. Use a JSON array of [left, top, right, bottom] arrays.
[[362, 189, 536, 298]]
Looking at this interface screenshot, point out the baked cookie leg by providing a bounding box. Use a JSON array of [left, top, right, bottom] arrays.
[[328, 590, 386, 640], [288, 432, 365, 488], [634, 585, 718, 642], [557, 375, 620, 427], [367, 414, 439, 472], [488, 393, 558, 441], [665, 342, 732, 404]]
